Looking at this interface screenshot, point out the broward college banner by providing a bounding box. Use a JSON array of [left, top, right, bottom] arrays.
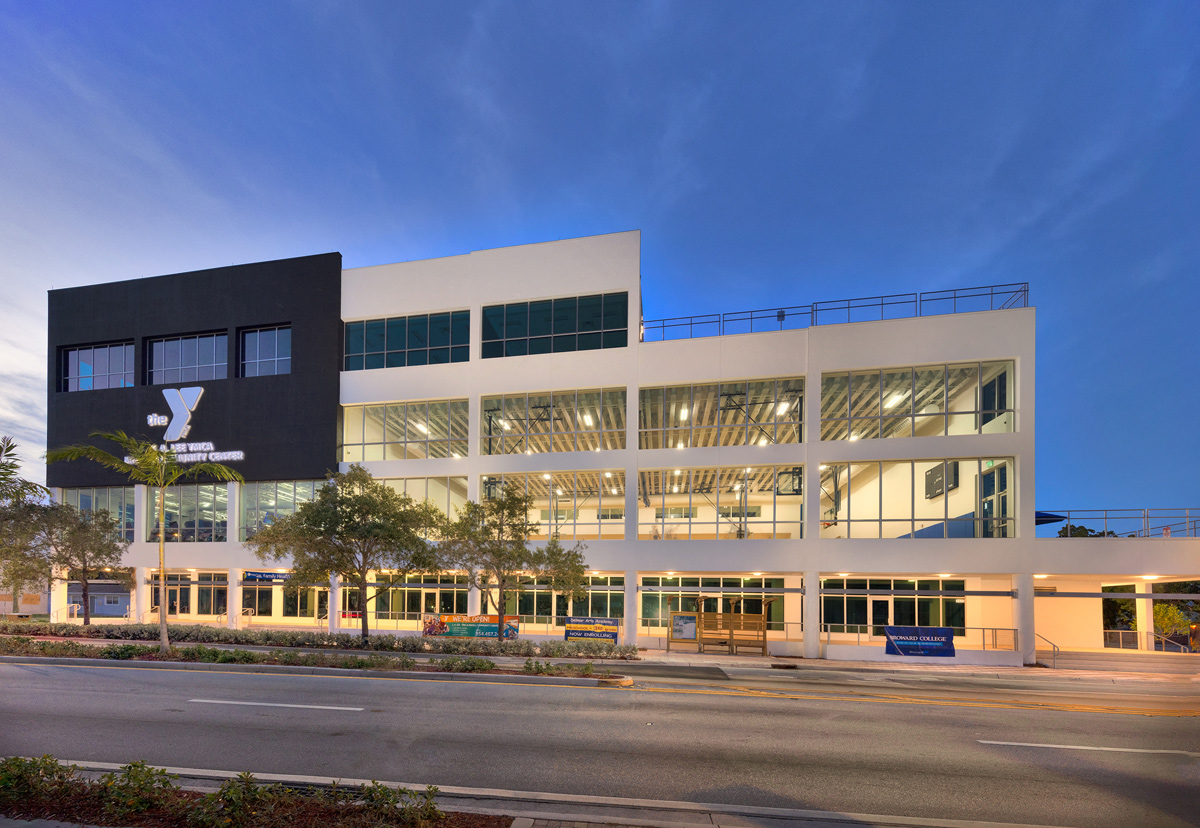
[[884, 626, 956, 657]]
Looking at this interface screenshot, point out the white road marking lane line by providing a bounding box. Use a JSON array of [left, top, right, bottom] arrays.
[[189, 699, 363, 711], [979, 740, 1200, 758]]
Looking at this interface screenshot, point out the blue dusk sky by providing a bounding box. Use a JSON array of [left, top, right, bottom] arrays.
[[0, 2, 1196, 511]]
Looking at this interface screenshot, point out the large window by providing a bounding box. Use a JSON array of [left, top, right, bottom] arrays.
[[59, 342, 134, 392], [60, 487, 135, 541], [196, 572, 228, 616], [640, 576, 786, 631], [640, 377, 803, 449], [379, 477, 469, 519], [376, 574, 469, 619], [479, 471, 626, 540], [147, 333, 228, 385], [241, 326, 291, 377], [482, 293, 628, 359], [343, 311, 469, 371], [512, 574, 625, 623], [821, 361, 1014, 441], [147, 484, 228, 542], [240, 480, 323, 540], [481, 389, 625, 454], [821, 577, 966, 634], [638, 466, 803, 540], [819, 458, 1013, 539], [342, 399, 469, 461]]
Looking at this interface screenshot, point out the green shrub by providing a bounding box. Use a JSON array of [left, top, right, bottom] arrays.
[[429, 655, 495, 673], [99, 643, 153, 660], [99, 760, 179, 818], [0, 755, 77, 803]]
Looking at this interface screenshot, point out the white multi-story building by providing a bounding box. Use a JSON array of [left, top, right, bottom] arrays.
[[46, 231, 1199, 665]]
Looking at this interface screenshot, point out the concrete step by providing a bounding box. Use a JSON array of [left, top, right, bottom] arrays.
[[1037, 648, 1199, 674]]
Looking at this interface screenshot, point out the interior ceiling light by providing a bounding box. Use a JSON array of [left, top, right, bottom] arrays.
[[849, 434, 860, 441], [753, 572, 762, 576], [415, 423, 429, 434], [542, 474, 551, 479], [777, 402, 789, 415], [674, 469, 681, 475], [759, 437, 769, 445], [672, 485, 678, 493], [819, 464, 827, 470], [676, 442, 684, 449], [610, 488, 618, 495], [680, 407, 688, 421], [500, 420, 511, 430], [1033, 574, 1049, 579], [604, 472, 612, 477], [885, 393, 907, 410], [838, 573, 850, 577], [556, 489, 563, 496], [582, 414, 594, 426], [937, 573, 953, 578], [451, 452, 461, 458], [1142, 575, 1161, 580]]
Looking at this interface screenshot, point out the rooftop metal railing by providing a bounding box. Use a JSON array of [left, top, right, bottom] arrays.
[[641, 283, 1029, 342], [1038, 509, 1200, 538]]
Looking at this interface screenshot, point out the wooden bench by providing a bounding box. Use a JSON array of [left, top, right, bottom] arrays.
[[697, 612, 767, 656]]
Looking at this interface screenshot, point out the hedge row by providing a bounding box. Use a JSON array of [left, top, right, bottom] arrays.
[[0, 620, 639, 659]]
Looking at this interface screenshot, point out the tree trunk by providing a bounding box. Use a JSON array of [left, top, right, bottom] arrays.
[[9, 580, 18, 613], [158, 487, 169, 653], [81, 575, 91, 625], [359, 575, 370, 644]]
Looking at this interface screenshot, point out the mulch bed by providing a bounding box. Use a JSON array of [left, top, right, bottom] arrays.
[[4, 790, 513, 828]]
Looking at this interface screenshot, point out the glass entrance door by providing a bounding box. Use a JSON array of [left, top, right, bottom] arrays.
[[871, 599, 890, 637]]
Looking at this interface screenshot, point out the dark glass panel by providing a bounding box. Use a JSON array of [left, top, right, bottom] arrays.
[[365, 353, 385, 370], [602, 329, 627, 349], [386, 318, 406, 351], [603, 292, 627, 330], [125, 344, 135, 374], [164, 368, 180, 384], [344, 354, 362, 371], [481, 306, 504, 341], [451, 310, 470, 344], [365, 320, 386, 353], [198, 366, 213, 381], [528, 336, 552, 355], [345, 321, 365, 355], [577, 295, 602, 332], [428, 347, 449, 364], [150, 340, 164, 370], [181, 337, 197, 367], [241, 332, 256, 362], [505, 303, 528, 339], [214, 361, 227, 380], [258, 329, 276, 360], [243, 362, 259, 378], [481, 341, 503, 359], [215, 334, 228, 366], [552, 334, 576, 352], [164, 339, 180, 368], [402, 349, 426, 366], [429, 313, 451, 347], [385, 351, 405, 368], [529, 300, 553, 337], [451, 345, 469, 363], [197, 335, 214, 367], [505, 339, 528, 357], [277, 327, 291, 358], [553, 297, 577, 334], [407, 315, 428, 349], [277, 358, 290, 375], [577, 332, 601, 351]]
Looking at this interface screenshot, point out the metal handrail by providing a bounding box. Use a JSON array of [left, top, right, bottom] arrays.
[[1041, 508, 1199, 538], [1035, 633, 1059, 668], [1149, 631, 1190, 654], [642, 283, 1029, 342], [52, 604, 82, 622]]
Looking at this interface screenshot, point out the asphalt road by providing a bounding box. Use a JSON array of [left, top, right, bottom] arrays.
[[1, 662, 1197, 827]]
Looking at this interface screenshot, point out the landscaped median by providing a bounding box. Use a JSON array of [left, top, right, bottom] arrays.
[[1, 754, 509, 828], [0, 625, 635, 686]]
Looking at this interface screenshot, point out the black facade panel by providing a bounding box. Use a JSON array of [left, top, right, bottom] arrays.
[[46, 254, 342, 488]]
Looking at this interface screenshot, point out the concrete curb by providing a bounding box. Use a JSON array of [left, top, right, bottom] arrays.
[[0, 655, 633, 687]]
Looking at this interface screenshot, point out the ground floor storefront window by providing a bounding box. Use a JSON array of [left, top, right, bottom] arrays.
[[640, 576, 786, 631], [821, 577, 966, 635]]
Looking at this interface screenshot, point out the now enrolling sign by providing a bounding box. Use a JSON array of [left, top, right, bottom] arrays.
[[564, 616, 618, 642]]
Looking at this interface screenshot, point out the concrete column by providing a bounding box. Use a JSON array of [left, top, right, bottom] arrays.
[[49, 567, 70, 623], [623, 570, 639, 648], [134, 567, 151, 623], [784, 575, 804, 644], [1135, 580, 1154, 650], [226, 482, 240, 543], [1014, 573, 1035, 665], [467, 583, 481, 615], [227, 569, 242, 629], [803, 570, 821, 659], [133, 485, 148, 545], [328, 572, 340, 634]]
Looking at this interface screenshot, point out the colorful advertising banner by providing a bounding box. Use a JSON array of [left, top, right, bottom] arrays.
[[422, 614, 519, 639], [884, 626, 956, 657], [564, 616, 618, 642]]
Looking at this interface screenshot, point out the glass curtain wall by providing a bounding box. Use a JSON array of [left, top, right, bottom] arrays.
[[146, 485, 228, 542], [60, 487, 135, 541], [380, 477, 468, 519], [639, 377, 803, 449], [640, 576, 786, 631], [375, 574, 470, 619], [821, 577, 967, 634], [240, 481, 324, 540], [342, 399, 469, 461], [479, 471, 625, 539], [637, 466, 803, 539], [512, 575, 625, 623], [480, 389, 625, 454], [821, 361, 1014, 441], [818, 458, 1014, 538]]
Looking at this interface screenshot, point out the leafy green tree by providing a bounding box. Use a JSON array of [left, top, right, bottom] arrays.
[[0, 499, 49, 614], [246, 465, 443, 643], [1154, 603, 1194, 637], [33, 504, 131, 625], [1056, 524, 1116, 538], [442, 486, 588, 641], [45, 431, 243, 650]]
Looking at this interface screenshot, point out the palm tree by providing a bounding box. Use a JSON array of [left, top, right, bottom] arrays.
[[46, 431, 243, 652]]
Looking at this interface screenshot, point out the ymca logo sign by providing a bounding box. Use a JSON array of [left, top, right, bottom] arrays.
[[147, 387, 204, 442]]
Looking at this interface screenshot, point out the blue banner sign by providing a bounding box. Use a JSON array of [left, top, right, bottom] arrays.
[[564, 616, 618, 642], [884, 626, 956, 657], [243, 571, 288, 581]]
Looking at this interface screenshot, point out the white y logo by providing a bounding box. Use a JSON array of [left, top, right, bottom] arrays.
[[162, 387, 204, 442]]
